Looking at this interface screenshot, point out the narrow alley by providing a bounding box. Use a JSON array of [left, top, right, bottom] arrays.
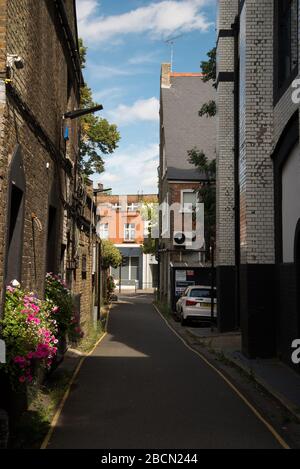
[[45, 294, 283, 450]]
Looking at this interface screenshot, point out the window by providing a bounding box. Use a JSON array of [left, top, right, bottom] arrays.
[[112, 203, 122, 210], [161, 194, 169, 236], [124, 223, 135, 241], [130, 257, 139, 281], [181, 190, 197, 213], [189, 288, 217, 299], [127, 203, 139, 212], [99, 223, 109, 239], [111, 257, 129, 280], [275, 0, 298, 97]]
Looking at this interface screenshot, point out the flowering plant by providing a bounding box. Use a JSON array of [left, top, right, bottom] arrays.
[[45, 273, 84, 342], [0, 282, 58, 386]]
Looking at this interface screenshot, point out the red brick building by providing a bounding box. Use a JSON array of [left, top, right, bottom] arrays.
[[96, 193, 158, 290]]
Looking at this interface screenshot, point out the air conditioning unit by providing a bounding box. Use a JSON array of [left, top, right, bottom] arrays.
[[173, 231, 195, 247], [173, 231, 204, 250]]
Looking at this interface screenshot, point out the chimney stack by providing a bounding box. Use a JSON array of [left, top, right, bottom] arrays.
[[161, 63, 171, 88]]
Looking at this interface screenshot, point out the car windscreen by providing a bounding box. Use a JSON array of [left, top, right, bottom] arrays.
[[189, 289, 216, 298]]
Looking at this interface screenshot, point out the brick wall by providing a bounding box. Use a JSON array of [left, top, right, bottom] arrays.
[[216, 0, 238, 267], [217, 0, 300, 354], [0, 0, 80, 304], [239, 0, 275, 265]]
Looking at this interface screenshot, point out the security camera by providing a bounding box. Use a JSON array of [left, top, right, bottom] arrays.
[[7, 54, 25, 70]]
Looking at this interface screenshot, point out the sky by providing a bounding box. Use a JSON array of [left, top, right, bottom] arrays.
[[76, 0, 217, 195]]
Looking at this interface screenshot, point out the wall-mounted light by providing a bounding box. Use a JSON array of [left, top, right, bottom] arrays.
[[63, 105, 103, 120]]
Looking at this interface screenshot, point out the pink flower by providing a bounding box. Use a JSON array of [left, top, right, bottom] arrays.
[[19, 376, 26, 383], [14, 356, 26, 364], [52, 306, 59, 314], [26, 315, 36, 323], [27, 352, 34, 359], [27, 375, 33, 383], [6, 286, 15, 293]]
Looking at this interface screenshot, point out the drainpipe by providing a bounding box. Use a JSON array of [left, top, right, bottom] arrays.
[[0, 74, 6, 320], [232, 15, 241, 330]]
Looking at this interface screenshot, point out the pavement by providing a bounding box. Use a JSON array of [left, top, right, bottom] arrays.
[[186, 324, 300, 422], [46, 293, 285, 449]]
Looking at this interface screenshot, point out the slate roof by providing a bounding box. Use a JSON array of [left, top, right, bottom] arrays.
[[161, 73, 216, 181]]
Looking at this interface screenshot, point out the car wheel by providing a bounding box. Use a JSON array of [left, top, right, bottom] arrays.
[[181, 314, 188, 326]]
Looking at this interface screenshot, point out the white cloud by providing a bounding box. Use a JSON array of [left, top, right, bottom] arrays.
[[87, 64, 135, 78], [76, 0, 213, 43], [92, 87, 123, 102], [93, 143, 159, 194], [76, 0, 97, 22], [108, 97, 159, 125], [128, 51, 160, 65]]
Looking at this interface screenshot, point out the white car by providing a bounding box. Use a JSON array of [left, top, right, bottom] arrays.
[[176, 285, 217, 326]]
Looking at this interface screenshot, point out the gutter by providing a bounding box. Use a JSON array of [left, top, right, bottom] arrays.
[[53, 0, 84, 87]]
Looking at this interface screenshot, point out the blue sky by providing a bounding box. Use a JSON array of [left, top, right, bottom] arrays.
[[76, 0, 217, 194]]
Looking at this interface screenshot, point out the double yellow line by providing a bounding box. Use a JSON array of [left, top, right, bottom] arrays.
[[153, 304, 290, 450], [40, 310, 111, 449]]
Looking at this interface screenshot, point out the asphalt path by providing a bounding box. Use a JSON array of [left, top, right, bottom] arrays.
[[46, 293, 282, 449]]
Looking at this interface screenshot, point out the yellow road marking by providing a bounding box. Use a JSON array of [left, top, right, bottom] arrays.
[[153, 304, 290, 450], [40, 308, 111, 449]]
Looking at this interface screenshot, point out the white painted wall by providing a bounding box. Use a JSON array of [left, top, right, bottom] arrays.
[[142, 253, 157, 289]]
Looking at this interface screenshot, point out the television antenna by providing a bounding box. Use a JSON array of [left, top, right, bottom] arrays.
[[164, 34, 184, 71]]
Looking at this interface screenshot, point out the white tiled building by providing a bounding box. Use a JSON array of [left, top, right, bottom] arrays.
[[217, 0, 300, 367]]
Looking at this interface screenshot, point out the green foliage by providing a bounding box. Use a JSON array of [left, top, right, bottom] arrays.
[[199, 47, 217, 118], [101, 240, 122, 269], [79, 39, 121, 177], [140, 201, 159, 255], [199, 100, 217, 118], [1, 283, 58, 387], [187, 148, 216, 259], [45, 274, 83, 342], [78, 38, 87, 70], [201, 47, 216, 85], [107, 275, 116, 295]]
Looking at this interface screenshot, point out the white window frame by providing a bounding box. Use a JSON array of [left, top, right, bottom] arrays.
[[127, 203, 139, 212], [161, 194, 169, 237], [181, 189, 197, 214], [99, 223, 109, 239], [124, 223, 135, 241], [112, 203, 122, 210]]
